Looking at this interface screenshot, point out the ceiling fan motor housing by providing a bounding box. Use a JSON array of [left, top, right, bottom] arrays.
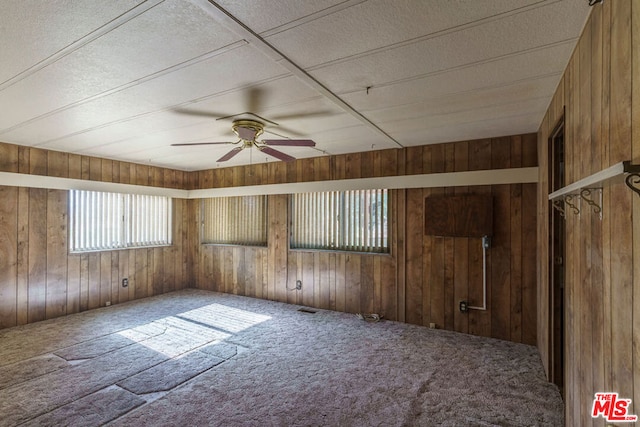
[[232, 119, 264, 141]]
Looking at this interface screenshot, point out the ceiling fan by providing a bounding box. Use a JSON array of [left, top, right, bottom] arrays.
[[171, 87, 319, 163], [171, 117, 315, 162]]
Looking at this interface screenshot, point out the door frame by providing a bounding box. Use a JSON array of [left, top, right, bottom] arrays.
[[548, 113, 565, 395]]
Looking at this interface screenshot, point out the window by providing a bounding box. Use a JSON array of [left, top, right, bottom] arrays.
[[202, 195, 267, 246], [291, 189, 389, 253], [69, 190, 172, 252]]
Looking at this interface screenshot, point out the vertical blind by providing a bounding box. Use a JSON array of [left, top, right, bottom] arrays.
[[69, 190, 172, 252], [127, 194, 172, 248], [291, 189, 389, 253], [202, 195, 267, 246]]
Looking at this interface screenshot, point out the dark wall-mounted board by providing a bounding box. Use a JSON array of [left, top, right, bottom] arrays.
[[424, 194, 493, 237]]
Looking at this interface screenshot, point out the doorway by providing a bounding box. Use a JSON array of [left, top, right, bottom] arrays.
[[548, 116, 565, 396]]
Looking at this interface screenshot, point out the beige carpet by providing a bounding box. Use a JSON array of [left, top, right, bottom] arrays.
[[0, 289, 563, 426]]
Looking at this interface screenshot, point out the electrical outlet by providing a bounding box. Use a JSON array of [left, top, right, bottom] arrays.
[[295, 280, 302, 290], [459, 300, 468, 313], [105, 301, 111, 307], [122, 278, 128, 288]]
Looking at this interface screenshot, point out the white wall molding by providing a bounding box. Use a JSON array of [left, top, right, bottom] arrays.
[[0, 167, 538, 199], [189, 167, 538, 198], [0, 171, 189, 198]]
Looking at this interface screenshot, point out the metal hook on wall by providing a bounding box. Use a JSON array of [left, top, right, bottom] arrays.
[[563, 194, 580, 215], [552, 199, 566, 217], [625, 173, 640, 197], [579, 188, 602, 218]]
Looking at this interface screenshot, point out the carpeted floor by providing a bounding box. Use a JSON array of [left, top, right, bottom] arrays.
[[0, 289, 563, 426]]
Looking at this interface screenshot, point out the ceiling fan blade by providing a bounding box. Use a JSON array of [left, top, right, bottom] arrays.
[[171, 141, 234, 146], [172, 107, 224, 118], [263, 125, 307, 138], [263, 139, 316, 147], [236, 126, 258, 141], [216, 111, 277, 125], [270, 110, 334, 121], [258, 146, 296, 162], [217, 147, 244, 162], [247, 87, 265, 114]]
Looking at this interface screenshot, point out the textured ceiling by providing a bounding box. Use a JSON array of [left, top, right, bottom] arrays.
[[0, 0, 591, 171]]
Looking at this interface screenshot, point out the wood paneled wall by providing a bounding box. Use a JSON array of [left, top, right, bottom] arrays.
[[0, 143, 192, 329], [191, 137, 533, 190], [194, 135, 538, 344], [0, 134, 538, 347], [537, 2, 639, 425]]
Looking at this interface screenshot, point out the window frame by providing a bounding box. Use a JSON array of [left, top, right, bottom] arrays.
[[289, 189, 390, 254], [200, 195, 268, 248], [68, 190, 173, 253]]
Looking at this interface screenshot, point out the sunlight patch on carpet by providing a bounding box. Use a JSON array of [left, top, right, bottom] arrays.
[[177, 303, 272, 333], [116, 303, 269, 357]]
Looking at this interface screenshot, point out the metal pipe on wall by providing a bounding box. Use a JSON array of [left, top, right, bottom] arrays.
[[469, 235, 491, 311]]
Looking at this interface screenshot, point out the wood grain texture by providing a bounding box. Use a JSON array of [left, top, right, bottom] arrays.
[[28, 188, 47, 323], [192, 134, 536, 342], [88, 253, 100, 309], [424, 194, 493, 237], [46, 190, 68, 319], [345, 254, 361, 314], [0, 144, 18, 172], [490, 185, 511, 341], [609, 1, 634, 413], [29, 149, 48, 176], [79, 254, 89, 312], [536, 1, 639, 423], [16, 187, 29, 325], [632, 0, 640, 417], [577, 24, 592, 427], [405, 188, 423, 325], [0, 144, 191, 328], [521, 183, 537, 346], [0, 186, 18, 328], [192, 139, 535, 190], [0, 132, 537, 351], [589, 6, 606, 412]]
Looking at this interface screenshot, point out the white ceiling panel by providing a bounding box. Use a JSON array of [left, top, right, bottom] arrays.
[[264, 0, 547, 68], [0, 0, 592, 170], [306, 3, 587, 94], [213, 0, 353, 34], [363, 76, 559, 127], [3, 46, 288, 146], [333, 41, 574, 107], [393, 113, 543, 147], [0, 0, 240, 131], [0, 0, 145, 83], [384, 98, 550, 146], [311, 124, 397, 154]]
